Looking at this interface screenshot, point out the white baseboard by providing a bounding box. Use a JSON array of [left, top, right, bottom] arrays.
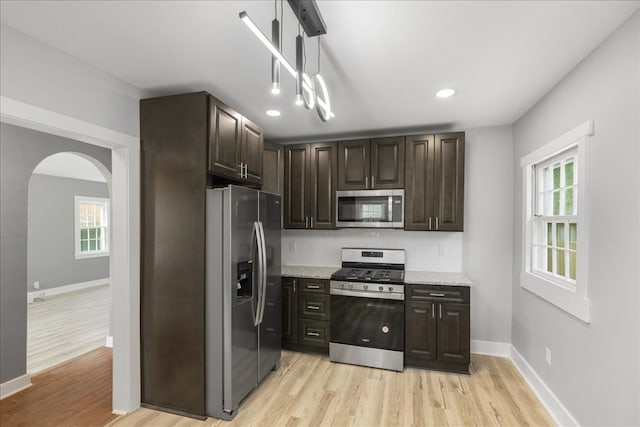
[[105, 335, 113, 348], [0, 373, 32, 399], [27, 278, 110, 303], [471, 339, 511, 357], [510, 345, 579, 427], [112, 409, 128, 416]]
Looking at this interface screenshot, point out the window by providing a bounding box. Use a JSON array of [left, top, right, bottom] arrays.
[[75, 196, 109, 259], [520, 121, 592, 323]]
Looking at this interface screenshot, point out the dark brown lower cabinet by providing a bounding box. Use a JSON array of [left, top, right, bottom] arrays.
[[281, 277, 330, 354], [405, 285, 470, 374]]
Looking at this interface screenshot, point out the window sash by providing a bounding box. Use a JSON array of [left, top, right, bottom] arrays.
[[75, 196, 109, 257]]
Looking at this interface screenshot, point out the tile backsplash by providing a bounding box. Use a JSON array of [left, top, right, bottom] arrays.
[[281, 228, 462, 271]]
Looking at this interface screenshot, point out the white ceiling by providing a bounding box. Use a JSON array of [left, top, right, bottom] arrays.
[[32, 152, 107, 183], [1, 1, 638, 142]]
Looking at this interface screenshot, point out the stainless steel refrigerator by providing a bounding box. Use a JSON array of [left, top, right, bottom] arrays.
[[205, 185, 281, 420]]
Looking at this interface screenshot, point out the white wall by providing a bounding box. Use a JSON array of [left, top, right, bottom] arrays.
[[0, 23, 142, 137], [512, 12, 639, 426], [463, 126, 514, 345], [282, 124, 515, 345]]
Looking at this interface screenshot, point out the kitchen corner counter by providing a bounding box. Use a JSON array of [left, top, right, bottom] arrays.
[[281, 265, 340, 280], [404, 271, 473, 287]]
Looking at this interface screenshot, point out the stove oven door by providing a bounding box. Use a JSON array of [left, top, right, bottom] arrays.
[[330, 293, 404, 351]]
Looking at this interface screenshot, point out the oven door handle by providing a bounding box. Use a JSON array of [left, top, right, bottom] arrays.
[[330, 288, 404, 301]]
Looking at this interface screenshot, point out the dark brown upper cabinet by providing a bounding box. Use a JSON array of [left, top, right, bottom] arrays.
[[262, 143, 284, 196], [405, 132, 465, 231], [337, 137, 404, 190], [284, 143, 337, 229], [208, 96, 263, 186]]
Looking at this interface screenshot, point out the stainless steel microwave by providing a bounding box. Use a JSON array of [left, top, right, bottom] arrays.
[[335, 189, 404, 228]]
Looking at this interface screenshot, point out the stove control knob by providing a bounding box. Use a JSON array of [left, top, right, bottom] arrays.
[[378, 285, 384, 291], [363, 285, 368, 290], [388, 286, 394, 292]]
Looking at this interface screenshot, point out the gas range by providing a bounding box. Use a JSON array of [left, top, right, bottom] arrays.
[[330, 267, 404, 285], [329, 248, 406, 372]]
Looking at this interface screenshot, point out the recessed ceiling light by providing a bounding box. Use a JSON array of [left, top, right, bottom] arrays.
[[265, 110, 281, 117], [436, 88, 456, 98]]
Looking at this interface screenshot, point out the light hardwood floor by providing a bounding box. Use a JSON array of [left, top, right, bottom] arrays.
[[109, 351, 554, 427], [27, 283, 110, 374]]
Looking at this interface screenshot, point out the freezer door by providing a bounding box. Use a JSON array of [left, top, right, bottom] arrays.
[[258, 192, 282, 382]]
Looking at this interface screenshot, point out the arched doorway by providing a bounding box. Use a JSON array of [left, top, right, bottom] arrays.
[[1, 96, 141, 414], [26, 152, 113, 375]]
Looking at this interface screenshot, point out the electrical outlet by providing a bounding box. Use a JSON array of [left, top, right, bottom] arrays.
[[34, 281, 40, 290], [438, 244, 447, 256], [545, 346, 552, 365]]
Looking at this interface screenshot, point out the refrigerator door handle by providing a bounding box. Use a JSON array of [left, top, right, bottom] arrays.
[[258, 221, 268, 324], [252, 221, 262, 327]]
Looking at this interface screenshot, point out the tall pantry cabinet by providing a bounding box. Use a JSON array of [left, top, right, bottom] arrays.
[[140, 91, 263, 418]]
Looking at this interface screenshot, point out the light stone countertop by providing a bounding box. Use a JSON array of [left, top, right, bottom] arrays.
[[281, 265, 340, 280], [403, 271, 473, 287], [281, 266, 472, 286]]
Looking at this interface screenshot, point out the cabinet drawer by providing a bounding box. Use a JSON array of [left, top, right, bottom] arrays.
[[300, 279, 329, 294], [298, 319, 329, 347], [299, 294, 330, 320], [408, 285, 470, 304]]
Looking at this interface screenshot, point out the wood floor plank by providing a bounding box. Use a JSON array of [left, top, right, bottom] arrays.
[[27, 284, 110, 374], [0, 347, 116, 427], [107, 351, 555, 427]]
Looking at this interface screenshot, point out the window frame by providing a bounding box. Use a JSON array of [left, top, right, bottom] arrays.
[[520, 120, 593, 323], [74, 195, 110, 259]]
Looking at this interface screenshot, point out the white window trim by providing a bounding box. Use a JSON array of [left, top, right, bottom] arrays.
[[74, 195, 110, 259], [520, 120, 593, 323]]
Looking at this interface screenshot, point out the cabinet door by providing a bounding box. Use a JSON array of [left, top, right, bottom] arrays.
[[436, 303, 470, 365], [404, 135, 435, 230], [241, 117, 263, 185], [337, 139, 370, 190], [281, 278, 298, 344], [263, 143, 283, 195], [208, 97, 241, 179], [371, 137, 405, 189], [309, 143, 337, 229], [434, 132, 465, 231], [284, 144, 309, 229], [405, 300, 437, 362]]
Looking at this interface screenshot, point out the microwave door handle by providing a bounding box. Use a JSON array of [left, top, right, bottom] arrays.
[[388, 196, 393, 221]]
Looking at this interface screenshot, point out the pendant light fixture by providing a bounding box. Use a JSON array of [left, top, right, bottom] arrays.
[[239, 0, 334, 121], [271, 0, 281, 94]]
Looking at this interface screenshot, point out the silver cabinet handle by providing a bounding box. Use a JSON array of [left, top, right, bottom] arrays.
[[365, 176, 369, 188], [432, 303, 435, 319], [307, 285, 320, 290], [307, 305, 320, 310], [414, 309, 427, 314], [310, 216, 314, 228], [430, 293, 445, 297], [429, 217, 432, 230], [436, 216, 439, 230], [293, 279, 296, 293], [243, 163, 247, 178], [439, 304, 442, 319], [307, 331, 320, 337], [305, 217, 308, 228], [238, 163, 244, 177], [371, 176, 375, 188]]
